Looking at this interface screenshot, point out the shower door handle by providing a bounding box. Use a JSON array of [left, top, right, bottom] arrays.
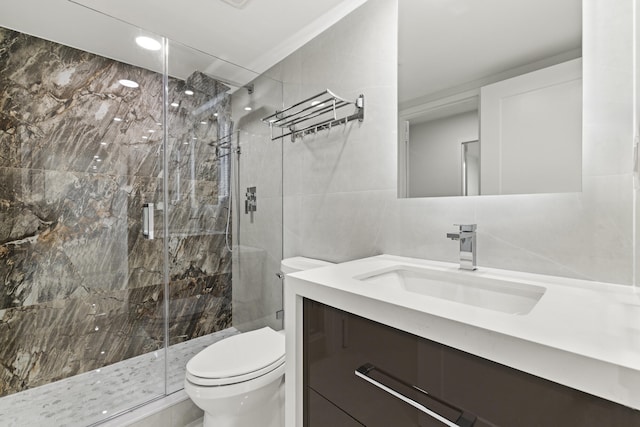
[[143, 203, 154, 240]]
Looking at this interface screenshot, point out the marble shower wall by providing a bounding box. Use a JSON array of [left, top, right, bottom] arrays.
[[0, 28, 232, 397]]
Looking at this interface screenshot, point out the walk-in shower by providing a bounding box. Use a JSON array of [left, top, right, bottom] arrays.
[[0, 5, 283, 425]]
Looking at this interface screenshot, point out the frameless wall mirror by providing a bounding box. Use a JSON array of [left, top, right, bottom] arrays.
[[398, 0, 582, 198]]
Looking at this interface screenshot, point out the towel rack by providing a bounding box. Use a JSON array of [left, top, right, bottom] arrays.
[[261, 89, 364, 142]]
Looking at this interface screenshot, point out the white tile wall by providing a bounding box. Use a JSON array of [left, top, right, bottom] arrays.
[[254, 0, 637, 286]]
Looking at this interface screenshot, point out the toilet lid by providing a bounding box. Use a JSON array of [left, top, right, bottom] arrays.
[[186, 327, 285, 385]]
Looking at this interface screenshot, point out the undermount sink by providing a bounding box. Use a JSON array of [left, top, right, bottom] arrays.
[[357, 266, 546, 315]]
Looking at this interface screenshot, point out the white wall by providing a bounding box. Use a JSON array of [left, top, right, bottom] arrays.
[[262, 0, 635, 285], [408, 111, 478, 198]]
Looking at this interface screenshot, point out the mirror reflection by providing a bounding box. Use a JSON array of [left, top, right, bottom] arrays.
[[398, 0, 582, 198]]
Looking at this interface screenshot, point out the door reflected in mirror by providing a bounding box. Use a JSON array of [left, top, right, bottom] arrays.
[[462, 140, 480, 196], [398, 0, 582, 198]]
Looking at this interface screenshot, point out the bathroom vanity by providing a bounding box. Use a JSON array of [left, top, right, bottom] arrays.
[[284, 255, 640, 426]]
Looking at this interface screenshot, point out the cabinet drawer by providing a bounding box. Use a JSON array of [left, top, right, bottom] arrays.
[[441, 346, 640, 426], [304, 299, 455, 426], [307, 388, 363, 427], [303, 299, 640, 427]]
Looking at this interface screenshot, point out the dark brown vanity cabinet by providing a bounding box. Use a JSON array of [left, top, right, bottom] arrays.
[[303, 299, 640, 427]]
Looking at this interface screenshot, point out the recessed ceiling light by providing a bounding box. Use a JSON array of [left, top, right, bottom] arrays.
[[100, 142, 107, 145], [244, 106, 252, 111], [113, 117, 122, 122], [200, 121, 207, 125], [213, 113, 218, 117], [135, 36, 161, 51], [119, 79, 139, 88], [94, 155, 99, 159], [171, 102, 179, 107], [148, 130, 155, 133], [96, 159, 102, 162], [185, 90, 194, 96], [142, 136, 149, 139]]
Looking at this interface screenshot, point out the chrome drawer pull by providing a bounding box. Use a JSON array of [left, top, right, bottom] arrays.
[[355, 363, 476, 427]]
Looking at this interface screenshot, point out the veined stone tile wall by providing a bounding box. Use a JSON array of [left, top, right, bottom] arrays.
[[0, 28, 232, 397]]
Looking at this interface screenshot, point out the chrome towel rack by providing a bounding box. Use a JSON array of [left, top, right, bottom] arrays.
[[261, 89, 364, 142]]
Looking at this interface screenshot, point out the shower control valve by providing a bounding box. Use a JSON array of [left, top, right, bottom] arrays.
[[245, 186, 257, 214]]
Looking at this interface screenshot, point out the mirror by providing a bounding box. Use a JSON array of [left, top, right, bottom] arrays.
[[398, 0, 582, 198]]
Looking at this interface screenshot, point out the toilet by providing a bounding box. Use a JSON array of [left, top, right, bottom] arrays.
[[184, 256, 333, 427]]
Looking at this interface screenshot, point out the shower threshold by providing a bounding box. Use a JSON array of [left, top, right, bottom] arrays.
[[0, 327, 239, 427]]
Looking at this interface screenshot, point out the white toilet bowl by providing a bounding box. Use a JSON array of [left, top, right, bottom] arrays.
[[184, 326, 285, 427], [184, 257, 333, 427]]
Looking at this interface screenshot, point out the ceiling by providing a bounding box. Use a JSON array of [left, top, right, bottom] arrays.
[[0, 0, 581, 104], [398, 0, 581, 108], [70, 0, 367, 77], [0, 0, 367, 87]]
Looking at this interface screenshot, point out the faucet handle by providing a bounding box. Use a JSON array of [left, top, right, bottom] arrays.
[[454, 224, 476, 232]]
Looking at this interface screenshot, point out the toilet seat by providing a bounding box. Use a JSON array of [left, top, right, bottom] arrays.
[[186, 327, 285, 387]]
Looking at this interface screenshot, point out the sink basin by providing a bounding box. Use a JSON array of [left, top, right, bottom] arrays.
[[357, 266, 545, 315]]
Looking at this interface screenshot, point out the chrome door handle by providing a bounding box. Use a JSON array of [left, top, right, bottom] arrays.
[[143, 203, 154, 240], [355, 363, 476, 427]]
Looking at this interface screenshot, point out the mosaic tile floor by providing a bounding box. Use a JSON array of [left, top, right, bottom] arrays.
[[0, 328, 238, 427]]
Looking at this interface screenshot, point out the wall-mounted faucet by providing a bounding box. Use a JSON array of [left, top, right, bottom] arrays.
[[446, 224, 477, 270]]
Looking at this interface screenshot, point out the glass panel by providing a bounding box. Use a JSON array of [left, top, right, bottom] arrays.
[[164, 40, 284, 394], [230, 74, 284, 333], [0, 9, 166, 427], [636, 0, 640, 288]]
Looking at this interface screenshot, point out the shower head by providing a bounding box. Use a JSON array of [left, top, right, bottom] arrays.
[[185, 71, 230, 97], [184, 71, 232, 117]]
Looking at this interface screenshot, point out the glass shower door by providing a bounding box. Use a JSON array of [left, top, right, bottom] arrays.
[[163, 40, 270, 394], [0, 2, 286, 424], [0, 10, 167, 426]]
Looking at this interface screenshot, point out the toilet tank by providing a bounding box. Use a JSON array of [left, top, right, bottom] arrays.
[[280, 257, 334, 274]]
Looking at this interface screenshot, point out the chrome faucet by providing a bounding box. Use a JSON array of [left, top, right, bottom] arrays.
[[446, 224, 477, 270]]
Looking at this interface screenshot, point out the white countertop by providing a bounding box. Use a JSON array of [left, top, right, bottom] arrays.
[[283, 254, 640, 426]]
